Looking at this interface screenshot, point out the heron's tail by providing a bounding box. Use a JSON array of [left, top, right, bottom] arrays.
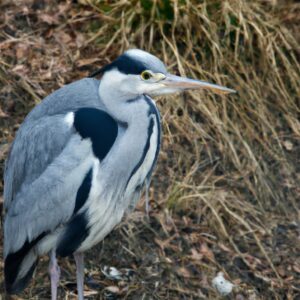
[[4, 234, 45, 294]]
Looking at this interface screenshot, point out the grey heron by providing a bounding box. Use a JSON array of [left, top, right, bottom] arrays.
[[3, 49, 235, 299]]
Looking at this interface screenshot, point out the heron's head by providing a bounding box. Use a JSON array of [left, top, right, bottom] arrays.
[[96, 49, 235, 99]]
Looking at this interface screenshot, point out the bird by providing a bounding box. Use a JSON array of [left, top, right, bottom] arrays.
[[3, 49, 235, 299]]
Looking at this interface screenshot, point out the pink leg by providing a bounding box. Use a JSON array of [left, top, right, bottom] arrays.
[[49, 249, 60, 300], [74, 252, 85, 300], [145, 180, 150, 218]]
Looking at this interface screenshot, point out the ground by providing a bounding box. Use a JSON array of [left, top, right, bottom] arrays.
[[0, 1, 300, 299]]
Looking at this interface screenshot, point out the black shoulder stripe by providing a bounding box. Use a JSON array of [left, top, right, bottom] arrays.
[[126, 117, 155, 187], [56, 211, 89, 257], [74, 168, 93, 214], [74, 108, 118, 161], [5, 232, 46, 293]]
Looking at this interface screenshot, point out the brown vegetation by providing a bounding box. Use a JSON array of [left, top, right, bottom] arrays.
[[0, 0, 299, 299]]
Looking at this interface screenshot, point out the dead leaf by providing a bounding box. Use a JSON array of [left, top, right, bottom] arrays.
[[219, 243, 232, 252], [83, 290, 98, 296], [39, 14, 59, 25], [12, 64, 29, 75], [77, 57, 101, 67], [199, 243, 215, 261], [189, 248, 203, 261], [0, 143, 10, 159], [55, 32, 72, 44], [176, 266, 192, 278], [16, 43, 29, 59], [283, 140, 293, 151], [76, 33, 85, 48], [0, 107, 8, 118], [292, 263, 300, 274], [105, 286, 120, 294]]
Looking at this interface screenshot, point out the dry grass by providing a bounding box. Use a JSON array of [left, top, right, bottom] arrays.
[[0, 0, 299, 299]]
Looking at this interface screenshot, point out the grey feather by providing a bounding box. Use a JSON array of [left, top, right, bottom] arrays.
[[4, 78, 101, 210], [4, 123, 93, 256], [3, 78, 101, 255]]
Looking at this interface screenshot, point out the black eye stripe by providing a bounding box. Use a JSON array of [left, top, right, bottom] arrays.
[[90, 51, 167, 77], [101, 54, 147, 75]]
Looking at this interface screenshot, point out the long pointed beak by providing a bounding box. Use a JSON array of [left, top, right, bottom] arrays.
[[162, 74, 236, 95]]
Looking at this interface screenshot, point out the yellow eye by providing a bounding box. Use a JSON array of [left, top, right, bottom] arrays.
[[141, 70, 153, 80]]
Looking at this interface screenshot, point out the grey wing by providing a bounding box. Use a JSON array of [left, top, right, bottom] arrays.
[[3, 114, 94, 256], [4, 78, 102, 210], [4, 115, 71, 209]]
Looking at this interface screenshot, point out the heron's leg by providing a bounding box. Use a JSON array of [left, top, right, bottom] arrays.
[[145, 179, 150, 218], [49, 249, 60, 300], [74, 252, 85, 300]]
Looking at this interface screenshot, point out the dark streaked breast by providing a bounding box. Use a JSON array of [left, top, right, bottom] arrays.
[[145, 96, 161, 180], [126, 97, 161, 190]]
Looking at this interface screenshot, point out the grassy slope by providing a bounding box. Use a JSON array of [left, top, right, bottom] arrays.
[[0, 0, 299, 299]]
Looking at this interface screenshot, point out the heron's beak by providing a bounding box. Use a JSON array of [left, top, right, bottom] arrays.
[[162, 74, 236, 95]]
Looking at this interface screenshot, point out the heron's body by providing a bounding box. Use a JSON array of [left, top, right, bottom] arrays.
[[3, 49, 235, 299], [4, 77, 160, 290]]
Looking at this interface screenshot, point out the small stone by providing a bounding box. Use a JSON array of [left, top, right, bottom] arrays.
[[283, 140, 293, 151], [212, 272, 234, 296]]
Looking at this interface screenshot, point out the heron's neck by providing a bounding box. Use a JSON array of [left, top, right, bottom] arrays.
[[99, 81, 149, 124]]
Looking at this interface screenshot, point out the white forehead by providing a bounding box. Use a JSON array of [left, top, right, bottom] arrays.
[[125, 49, 156, 59]]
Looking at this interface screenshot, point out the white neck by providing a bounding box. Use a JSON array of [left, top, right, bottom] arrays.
[[99, 69, 149, 124]]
